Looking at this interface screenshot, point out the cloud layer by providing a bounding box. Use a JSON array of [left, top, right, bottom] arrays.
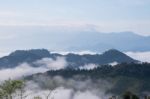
[[0, 57, 67, 81], [126, 51, 150, 63], [23, 75, 112, 99]]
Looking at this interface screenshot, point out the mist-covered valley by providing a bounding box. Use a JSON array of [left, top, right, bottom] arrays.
[[0, 49, 149, 99]]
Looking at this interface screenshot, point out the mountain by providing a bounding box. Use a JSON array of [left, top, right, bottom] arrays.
[[0, 49, 138, 69], [65, 49, 137, 67], [1, 31, 149, 52], [0, 49, 51, 68], [65, 31, 150, 52], [42, 31, 150, 52]]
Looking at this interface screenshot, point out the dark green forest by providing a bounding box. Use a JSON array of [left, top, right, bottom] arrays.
[[27, 63, 150, 96]]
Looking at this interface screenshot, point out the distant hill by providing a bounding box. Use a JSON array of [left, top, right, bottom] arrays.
[[67, 31, 150, 52], [65, 49, 137, 67], [46, 31, 150, 52], [0, 49, 138, 68], [0, 49, 51, 68]]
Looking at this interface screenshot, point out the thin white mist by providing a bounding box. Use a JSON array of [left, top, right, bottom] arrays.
[[0, 57, 67, 81], [20, 76, 112, 99], [126, 51, 150, 63]]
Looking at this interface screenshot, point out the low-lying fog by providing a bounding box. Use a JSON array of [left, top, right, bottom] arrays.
[[0, 56, 111, 99], [22, 76, 112, 99], [0, 51, 149, 99]]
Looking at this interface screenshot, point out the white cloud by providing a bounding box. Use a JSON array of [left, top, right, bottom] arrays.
[[35, 57, 67, 70], [73, 91, 99, 99], [109, 62, 118, 66], [79, 64, 98, 70], [0, 63, 48, 81], [22, 79, 110, 99], [0, 57, 67, 81], [51, 50, 98, 55], [24, 87, 103, 99], [24, 87, 73, 99], [126, 51, 150, 63]]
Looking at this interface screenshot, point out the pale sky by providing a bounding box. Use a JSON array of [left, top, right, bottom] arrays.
[[0, 0, 150, 55], [0, 0, 150, 34]]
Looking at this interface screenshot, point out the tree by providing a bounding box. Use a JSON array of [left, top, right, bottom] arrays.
[[123, 91, 139, 99], [0, 79, 24, 99]]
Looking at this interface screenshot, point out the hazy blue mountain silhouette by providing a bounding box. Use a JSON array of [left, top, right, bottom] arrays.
[[53, 31, 150, 52], [0, 49, 137, 68], [65, 49, 137, 67], [0, 49, 51, 68]]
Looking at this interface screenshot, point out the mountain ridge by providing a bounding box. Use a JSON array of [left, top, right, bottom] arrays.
[[63, 31, 150, 52], [0, 49, 138, 69]]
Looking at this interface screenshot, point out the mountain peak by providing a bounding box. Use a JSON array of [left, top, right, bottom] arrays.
[[103, 49, 123, 55], [102, 49, 137, 63], [0, 49, 51, 68], [10, 49, 50, 57]]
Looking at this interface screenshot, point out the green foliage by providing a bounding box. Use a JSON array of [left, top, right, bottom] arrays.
[[33, 96, 42, 99], [0, 79, 24, 99]]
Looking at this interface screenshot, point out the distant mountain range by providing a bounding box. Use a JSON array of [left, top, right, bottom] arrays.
[[0, 49, 138, 69], [66, 31, 150, 52], [45, 31, 150, 52]]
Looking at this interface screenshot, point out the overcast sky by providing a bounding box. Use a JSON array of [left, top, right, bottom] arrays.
[[0, 0, 150, 55], [0, 0, 150, 33]]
